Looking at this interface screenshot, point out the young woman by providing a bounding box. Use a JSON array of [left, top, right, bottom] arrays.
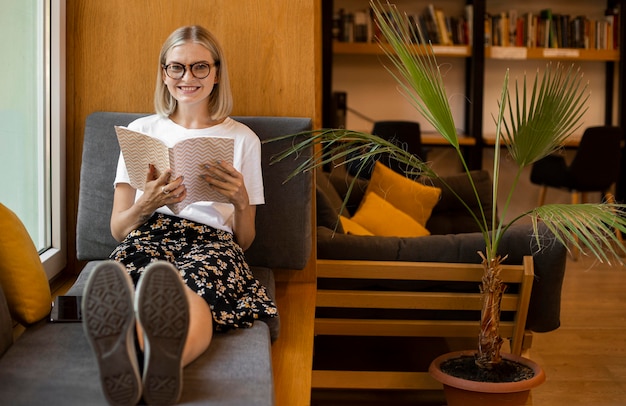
[[82, 25, 276, 406]]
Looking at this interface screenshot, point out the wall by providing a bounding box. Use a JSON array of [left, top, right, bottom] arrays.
[[66, 0, 321, 278]]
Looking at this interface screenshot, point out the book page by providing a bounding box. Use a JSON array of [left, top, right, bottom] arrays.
[[115, 126, 169, 191], [115, 126, 235, 214], [168, 136, 234, 212]]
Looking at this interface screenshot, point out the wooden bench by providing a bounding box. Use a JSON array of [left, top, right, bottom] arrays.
[[312, 257, 534, 390]]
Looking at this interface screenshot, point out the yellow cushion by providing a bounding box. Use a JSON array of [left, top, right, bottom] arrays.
[[339, 215, 374, 236], [367, 162, 442, 226], [0, 204, 52, 325], [351, 192, 430, 237]]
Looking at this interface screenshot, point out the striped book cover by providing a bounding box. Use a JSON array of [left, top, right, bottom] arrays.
[[115, 126, 234, 213]]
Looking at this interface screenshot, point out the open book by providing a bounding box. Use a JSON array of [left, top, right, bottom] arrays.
[[115, 126, 235, 214]]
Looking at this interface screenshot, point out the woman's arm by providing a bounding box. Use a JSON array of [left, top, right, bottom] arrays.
[[111, 165, 186, 241], [201, 161, 256, 250], [232, 204, 257, 251]]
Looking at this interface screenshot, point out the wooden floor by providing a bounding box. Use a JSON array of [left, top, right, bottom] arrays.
[[272, 280, 316, 406], [530, 255, 626, 405], [310, 255, 626, 405]]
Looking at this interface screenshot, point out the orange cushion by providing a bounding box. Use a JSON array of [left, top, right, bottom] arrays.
[[350, 192, 430, 237], [339, 215, 374, 236], [366, 162, 441, 226], [0, 204, 52, 325]]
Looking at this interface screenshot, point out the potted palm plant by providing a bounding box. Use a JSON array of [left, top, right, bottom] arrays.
[[269, 1, 626, 404]]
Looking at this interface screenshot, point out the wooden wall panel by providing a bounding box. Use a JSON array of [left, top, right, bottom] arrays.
[[66, 0, 321, 278]]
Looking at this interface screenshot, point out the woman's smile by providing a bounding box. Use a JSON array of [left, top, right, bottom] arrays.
[[177, 85, 201, 94]]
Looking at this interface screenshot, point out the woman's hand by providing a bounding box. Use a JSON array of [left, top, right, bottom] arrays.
[[200, 161, 249, 211], [110, 164, 186, 241], [200, 161, 256, 250], [144, 164, 186, 209]]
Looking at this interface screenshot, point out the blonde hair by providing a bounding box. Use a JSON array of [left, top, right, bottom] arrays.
[[154, 25, 233, 120]]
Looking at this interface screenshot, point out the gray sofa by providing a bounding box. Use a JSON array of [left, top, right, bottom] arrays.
[[316, 167, 567, 333], [0, 112, 313, 405]]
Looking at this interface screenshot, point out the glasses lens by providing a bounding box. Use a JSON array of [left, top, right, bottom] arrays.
[[166, 64, 185, 79], [191, 63, 211, 79]]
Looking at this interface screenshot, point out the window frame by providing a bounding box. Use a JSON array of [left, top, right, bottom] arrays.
[[40, 0, 66, 280]]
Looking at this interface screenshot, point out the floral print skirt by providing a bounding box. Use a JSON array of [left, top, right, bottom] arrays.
[[109, 213, 278, 332]]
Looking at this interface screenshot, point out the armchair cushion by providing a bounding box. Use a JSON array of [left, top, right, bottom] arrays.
[[426, 169, 493, 234], [316, 168, 347, 216], [0, 204, 52, 325], [327, 168, 369, 215], [317, 226, 403, 261], [316, 183, 344, 233]]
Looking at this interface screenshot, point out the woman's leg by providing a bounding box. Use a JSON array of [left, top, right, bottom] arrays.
[[136, 286, 214, 367], [181, 287, 213, 367]]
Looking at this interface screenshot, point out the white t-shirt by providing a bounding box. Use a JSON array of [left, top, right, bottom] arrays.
[[114, 115, 264, 233]]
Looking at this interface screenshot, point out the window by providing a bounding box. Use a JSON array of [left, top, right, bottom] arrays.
[[0, 0, 66, 280]]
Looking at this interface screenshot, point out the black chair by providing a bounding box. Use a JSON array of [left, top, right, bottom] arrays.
[[346, 120, 425, 179], [530, 126, 624, 257], [530, 126, 623, 206]]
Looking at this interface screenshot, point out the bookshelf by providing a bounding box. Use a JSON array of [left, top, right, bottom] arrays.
[[333, 41, 472, 57], [486, 46, 619, 61], [322, 0, 626, 169]]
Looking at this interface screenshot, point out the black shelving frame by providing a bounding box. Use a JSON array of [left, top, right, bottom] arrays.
[[465, 0, 485, 169], [321, 0, 626, 173]]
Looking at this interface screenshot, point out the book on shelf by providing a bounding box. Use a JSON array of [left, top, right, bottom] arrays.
[[465, 4, 473, 46], [606, 5, 620, 49], [422, 6, 441, 44], [332, 4, 619, 52], [489, 12, 511, 47], [429, 4, 453, 45], [485, 7, 620, 51], [509, 9, 518, 47], [115, 126, 235, 214], [332, 4, 472, 47], [353, 9, 370, 42], [334, 8, 370, 43], [539, 9, 555, 48]]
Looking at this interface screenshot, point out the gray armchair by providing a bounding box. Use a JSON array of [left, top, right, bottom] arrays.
[[0, 112, 313, 405]]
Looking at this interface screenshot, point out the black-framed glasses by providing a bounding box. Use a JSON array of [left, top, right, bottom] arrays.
[[162, 61, 216, 79]]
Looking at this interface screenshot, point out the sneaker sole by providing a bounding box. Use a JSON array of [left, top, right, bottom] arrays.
[[136, 261, 189, 405], [82, 261, 141, 406]]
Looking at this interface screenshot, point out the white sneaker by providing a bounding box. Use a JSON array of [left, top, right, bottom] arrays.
[[135, 261, 189, 405], [82, 260, 141, 406]]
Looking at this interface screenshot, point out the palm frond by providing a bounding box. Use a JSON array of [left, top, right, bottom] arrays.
[[266, 128, 437, 183], [488, 69, 511, 258], [370, 1, 460, 150], [502, 63, 589, 168], [530, 204, 626, 264]]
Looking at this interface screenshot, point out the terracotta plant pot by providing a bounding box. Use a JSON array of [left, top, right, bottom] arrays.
[[429, 350, 546, 406]]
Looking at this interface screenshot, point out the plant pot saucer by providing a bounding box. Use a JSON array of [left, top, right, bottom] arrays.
[[429, 350, 545, 406]]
